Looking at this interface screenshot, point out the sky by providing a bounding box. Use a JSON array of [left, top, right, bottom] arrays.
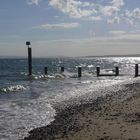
[[0, 0, 140, 57]]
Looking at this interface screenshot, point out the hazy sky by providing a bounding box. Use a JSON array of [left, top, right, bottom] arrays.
[[0, 0, 140, 57]]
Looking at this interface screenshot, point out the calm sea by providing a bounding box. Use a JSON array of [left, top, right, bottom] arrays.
[[0, 57, 140, 139]]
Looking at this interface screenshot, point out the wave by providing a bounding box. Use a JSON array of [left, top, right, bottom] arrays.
[[46, 76, 140, 110], [0, 85, 26, 93], [21, 70, 96, 80], [0, 99, 56, 140]]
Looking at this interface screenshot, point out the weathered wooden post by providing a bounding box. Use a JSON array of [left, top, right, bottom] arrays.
[[61, 67, 64, 73], [78, 67, 82, 78], [26, 41, 32, 76], [96, 67, 100, 77], [44, 67, 48, 75], [115, 67, 119, 76], [135, 64, 138, 77]]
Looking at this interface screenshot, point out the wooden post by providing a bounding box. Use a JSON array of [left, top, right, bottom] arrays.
[[96, 67, 100, 77], [26, 41, 32, 76], [61, 67, 64, 73], [28, 47, 32, 76], [78, 67, 82, 78], [44, 67, 48, 75], [115, 67, 119, 76], [135, 64, 138, 77]]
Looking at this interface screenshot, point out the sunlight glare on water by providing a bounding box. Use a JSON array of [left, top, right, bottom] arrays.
[[0, 57, 140, 139]]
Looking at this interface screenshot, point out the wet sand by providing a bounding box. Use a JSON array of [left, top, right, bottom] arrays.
[[23, 90, 140, 140]]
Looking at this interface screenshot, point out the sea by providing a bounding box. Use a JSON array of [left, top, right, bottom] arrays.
[[0, 57, 140, 140]]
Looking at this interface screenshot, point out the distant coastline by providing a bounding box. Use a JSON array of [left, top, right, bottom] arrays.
[[84, 54, 140, 58], [0, 54, 140, 59]]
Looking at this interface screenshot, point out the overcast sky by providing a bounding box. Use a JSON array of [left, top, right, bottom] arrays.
[[0, 0, 140, 57]]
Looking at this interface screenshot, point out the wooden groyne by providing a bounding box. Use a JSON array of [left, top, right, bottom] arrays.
[[26, 42, 140, 78], [41, 65, 140, 78]]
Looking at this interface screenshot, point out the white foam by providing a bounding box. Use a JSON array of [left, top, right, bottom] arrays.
[[47, 76, 140, 109], [0, 98, 56, 140], [87, 64, 94, 68], [1, 85, 26, 93]]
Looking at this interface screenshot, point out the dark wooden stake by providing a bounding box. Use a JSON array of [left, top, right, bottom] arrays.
[[78, 67, 82, 78], [115, 67, 119, 76], [135, 64, 138, 77], [96, 67, 100, 77], [44, 67, 48, 75], [61, 67, 64, 73]]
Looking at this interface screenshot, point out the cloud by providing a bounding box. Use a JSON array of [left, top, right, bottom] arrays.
[[100, 0, 124, 17], [125, 18, 134, 25], [33, 22, 80, 29], [87, 16, 102, 21], [26, 0, 41, 5], [49, 0, 97, 19], [48, 0, 125, 23], [107, 16, 120, 24], [111, 0, 124, 8], [107, 31, 140, 43], [109, 30, 126, 35], [101, 6, 119, 16], [125, 8, 140, 19], [32, 33, 140, 56], [27, 0, 140, 26], [123, 8, 140, 25]]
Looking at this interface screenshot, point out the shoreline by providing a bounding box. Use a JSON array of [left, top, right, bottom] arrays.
[[23, 83, 140, 140], [23, 96, 108, 140]]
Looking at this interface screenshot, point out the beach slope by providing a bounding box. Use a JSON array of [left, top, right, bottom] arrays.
[[23, 93, 140, 140]]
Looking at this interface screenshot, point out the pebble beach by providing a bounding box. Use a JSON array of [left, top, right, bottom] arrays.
[[23, 83, 140, 140]]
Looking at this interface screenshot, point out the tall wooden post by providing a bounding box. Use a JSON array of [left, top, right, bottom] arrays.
[[135, 64, 138, 77], [26, 41, 32, 76], [115, 67, 119, 76], [78, 67, 82, 78], [96, 67, 100, 77]]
